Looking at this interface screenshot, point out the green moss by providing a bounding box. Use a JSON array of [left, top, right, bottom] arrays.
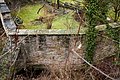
[[17, 4, 44, 29], [52, 12, 79, 29], [15, 3, 79, 29], [107, 8, 115, 21]]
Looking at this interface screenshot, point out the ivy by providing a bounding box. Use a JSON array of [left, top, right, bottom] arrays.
[[85, 0, 98, 63], [100, 0, 120, 65], [106, 26, 120, 42], [85, 27, 98, 63], [85, 0, 109, 63]]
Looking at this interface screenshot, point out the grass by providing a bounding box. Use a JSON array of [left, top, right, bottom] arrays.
[[52, 12, 79, 29], [17, 4, 45, 29], [16, 3, 79, 29]]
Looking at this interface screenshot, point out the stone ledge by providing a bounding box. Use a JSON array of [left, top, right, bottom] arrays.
[[8, 22, 120, 36]]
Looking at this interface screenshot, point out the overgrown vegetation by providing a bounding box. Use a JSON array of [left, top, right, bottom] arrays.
[[84, 0, 117, 63], [0, 0, 120, 80], [106, 26, 120, 65], [110, 0, 120, 22], [11, 0, 80, 29]]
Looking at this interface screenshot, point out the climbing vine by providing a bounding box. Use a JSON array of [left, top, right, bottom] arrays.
[[85, 0, 109, 63], [85, 0, 98, 63]]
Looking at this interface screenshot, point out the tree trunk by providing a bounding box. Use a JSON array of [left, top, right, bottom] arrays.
[[47, 22, 52, 29], [114, 9, 118, 22], [57, 0, 60, 9]]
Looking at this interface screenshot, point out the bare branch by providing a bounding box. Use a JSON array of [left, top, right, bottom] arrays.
[[0, 35, 28, 60], [0, 31, 5, 38], [72, 49, 116, 80], [37, 4, 45, 14]]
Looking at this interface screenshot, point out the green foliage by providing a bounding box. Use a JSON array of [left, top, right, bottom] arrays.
[[85, 0, 98, 63], [106, 26, 120, 42], [85, 0, 109, 63], [85, 28, 98, 63], [105, 0, 120, 65], [110, 0, 120, 22], [16, 4, 79, 29]]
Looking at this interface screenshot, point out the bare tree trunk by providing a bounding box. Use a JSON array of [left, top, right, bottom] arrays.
[[47, 21, 52, 29], [57, 0, 60, 9], [114, 6, 120, 22], [114, 9, 118, 22]]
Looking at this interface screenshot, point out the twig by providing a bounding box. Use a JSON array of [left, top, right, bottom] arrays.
[[0, 31, 5, 38], [8, 50, 19, 80], [37, 4, 45, 14], [90, 72, 95, 80], [74, 10, 85, 46], [10, 50, 19, 67], [0, 35, 28, 60], [72, 49, 116, 80], [13, 5, 21, 21]]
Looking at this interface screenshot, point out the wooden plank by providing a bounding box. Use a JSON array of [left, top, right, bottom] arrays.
[[0, 4, 10, 13]]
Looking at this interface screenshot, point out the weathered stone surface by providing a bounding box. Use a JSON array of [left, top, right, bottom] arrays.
[[4, 19, 16, 30], [8, 29, 86, 35], [94, 34, 117, 61], [0, 3, 10, 13], [0, 0, 5, 4], [8, 23, 120, 36], [0, 1, 119, 67], [10, 33, 118, 66], [13, 35, 84, 65]]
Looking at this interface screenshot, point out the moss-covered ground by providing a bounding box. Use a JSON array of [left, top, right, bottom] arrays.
[[16, 3, 79, 29]]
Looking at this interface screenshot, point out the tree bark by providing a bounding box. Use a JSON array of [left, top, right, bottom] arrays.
[[57, 0, 60, 9], [114, 9, 118, 22]]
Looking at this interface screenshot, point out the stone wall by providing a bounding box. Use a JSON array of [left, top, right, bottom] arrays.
[[17, 35, 84, 66], [10, 32, 118, 66]]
